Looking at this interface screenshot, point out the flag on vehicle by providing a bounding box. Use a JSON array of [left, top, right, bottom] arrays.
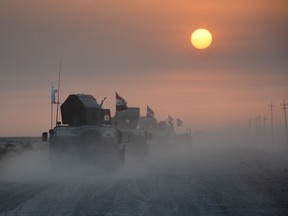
[[51, 83, 57, 104], [116, 92, 127, 111], [147, 105, 155, 118], [168, 115, 174, 127], [176, 118, 183, 127]]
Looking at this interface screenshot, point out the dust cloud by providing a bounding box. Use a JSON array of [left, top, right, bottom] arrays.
[[1, 129, 288, 215], [0, 149, 52, 182], [0, 128, 287, 183]]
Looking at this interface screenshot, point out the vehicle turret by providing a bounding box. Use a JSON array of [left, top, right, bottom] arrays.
[[61, 94, 111, 126]]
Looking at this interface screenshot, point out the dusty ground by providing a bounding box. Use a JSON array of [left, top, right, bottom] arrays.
[[0, 140, 288, 216]]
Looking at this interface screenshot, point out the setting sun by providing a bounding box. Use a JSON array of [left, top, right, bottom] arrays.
[[191, 28, 213, 49]]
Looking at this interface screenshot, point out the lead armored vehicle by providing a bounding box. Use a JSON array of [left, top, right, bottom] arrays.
[[46, 94, 129, 169]]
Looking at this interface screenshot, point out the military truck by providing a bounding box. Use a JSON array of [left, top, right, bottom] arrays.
[[44, 94, 129, 170], [139, 117, 174, 143], [113, 107, 150, 160]]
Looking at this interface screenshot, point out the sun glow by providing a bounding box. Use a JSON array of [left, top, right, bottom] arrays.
[[191, 29, 213, 49]]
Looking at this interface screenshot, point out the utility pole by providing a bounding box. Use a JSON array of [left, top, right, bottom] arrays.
[[262, 115, 267, 136], [258, 114, 262, 133], [280, 99, 288, 146], [248, 118, 252, 132], [268, 102, 275, 142], [255, 117, 258, 132]]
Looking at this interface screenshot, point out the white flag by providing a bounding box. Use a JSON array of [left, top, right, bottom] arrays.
[[51, 84, 57, 104]]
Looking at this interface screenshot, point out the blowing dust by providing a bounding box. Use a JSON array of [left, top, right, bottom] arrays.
[[0, 130, 287, 185]]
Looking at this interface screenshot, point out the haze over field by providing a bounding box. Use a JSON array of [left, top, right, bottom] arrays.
[[0, 137, 288, 215], [0, 0, 288, 136]]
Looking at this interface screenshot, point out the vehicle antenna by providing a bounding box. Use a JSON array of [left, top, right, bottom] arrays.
[[55, 60, 61, 126], [100, 97, 107, 107]]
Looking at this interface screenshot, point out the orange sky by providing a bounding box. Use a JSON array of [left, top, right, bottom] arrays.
[[0, 0, 288, 136]]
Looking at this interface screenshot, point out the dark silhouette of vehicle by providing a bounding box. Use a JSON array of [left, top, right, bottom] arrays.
[[113, 107, 150, 160], [43, 94, 129, 170], [139, 117, 175, 145]]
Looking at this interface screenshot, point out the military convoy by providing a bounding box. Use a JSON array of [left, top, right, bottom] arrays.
[[43, 93, 192, 170]]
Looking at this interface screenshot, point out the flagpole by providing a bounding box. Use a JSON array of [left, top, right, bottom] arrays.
[[55, 61, 61, 126]]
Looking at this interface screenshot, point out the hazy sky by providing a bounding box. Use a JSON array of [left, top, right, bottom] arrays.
[[1, 0, 288, 136]]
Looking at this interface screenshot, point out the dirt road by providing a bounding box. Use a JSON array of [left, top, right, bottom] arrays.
[[0, 143, 288, 215]]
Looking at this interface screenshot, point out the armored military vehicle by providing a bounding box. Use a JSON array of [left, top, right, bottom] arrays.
[[113, 107, 150, 160], [139, 117, 174, 143], [45, 94, 129, 169]]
